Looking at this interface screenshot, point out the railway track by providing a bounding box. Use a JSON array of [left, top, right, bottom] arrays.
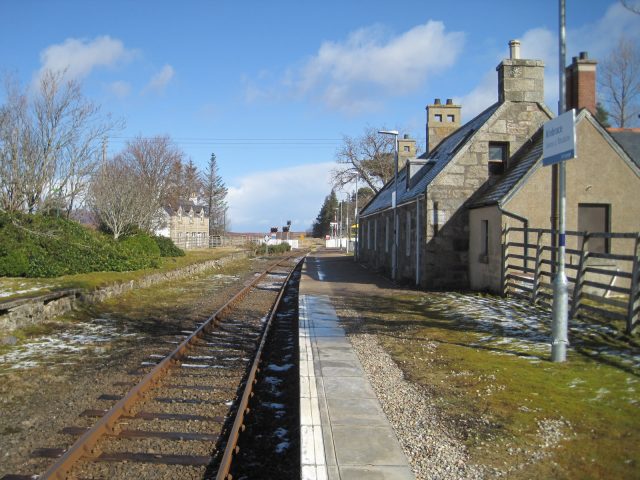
[[2, 254, 303, 480]]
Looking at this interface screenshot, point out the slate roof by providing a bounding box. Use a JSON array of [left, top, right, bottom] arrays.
[[609, 129, 640, 168], [468, 129, 543, 208], [360, 102, 502, 217], [470, 110, 640, 209], [164, 200, 209, 216]]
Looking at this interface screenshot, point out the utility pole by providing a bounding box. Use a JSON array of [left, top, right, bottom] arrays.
[[551, 0, 569, 362]]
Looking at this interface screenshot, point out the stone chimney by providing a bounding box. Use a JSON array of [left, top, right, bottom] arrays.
[[426, 98, 461, 154], [566, 51, 597, 115], [497, 39, 545, 103], [398, 133, 416, 171]]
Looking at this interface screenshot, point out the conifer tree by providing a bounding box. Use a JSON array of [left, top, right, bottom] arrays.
[[312, 190, 338, 238], [204, 153, 228, 235]]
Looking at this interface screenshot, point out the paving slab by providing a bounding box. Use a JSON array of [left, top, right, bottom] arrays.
[[299, 251, 415, 480]]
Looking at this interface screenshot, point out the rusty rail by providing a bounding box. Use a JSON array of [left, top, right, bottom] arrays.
[[215, 256, 302, 480], [39, 255, 297, 480]]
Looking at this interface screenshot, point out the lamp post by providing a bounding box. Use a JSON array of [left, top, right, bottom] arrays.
[[378, 130, 399, 281]]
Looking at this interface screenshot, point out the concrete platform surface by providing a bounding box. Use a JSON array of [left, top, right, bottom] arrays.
[[299, 251, 415, 480]]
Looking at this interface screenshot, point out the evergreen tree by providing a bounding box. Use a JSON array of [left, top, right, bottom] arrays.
[[312, 190, 338, 238], [204, 153, 228, 235], [595, 102, 611, 128]]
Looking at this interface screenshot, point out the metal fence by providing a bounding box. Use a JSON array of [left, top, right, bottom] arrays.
[[502, 227, 640, 333]]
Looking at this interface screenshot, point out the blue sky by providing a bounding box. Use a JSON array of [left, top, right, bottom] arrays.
[[1, 1, 638, 232]]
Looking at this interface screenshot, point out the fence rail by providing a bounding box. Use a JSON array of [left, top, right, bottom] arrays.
[[502, 227, 640, 333]]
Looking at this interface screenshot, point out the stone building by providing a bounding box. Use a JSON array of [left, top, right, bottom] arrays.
[[468, 50, 640, 294], [358, 40, 552, 288], [157, 198, 210, 249], [468, 109, 640, 293]]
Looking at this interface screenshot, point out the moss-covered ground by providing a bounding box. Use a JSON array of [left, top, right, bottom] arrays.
[[339, 291, 639, 479], [0, 248, 241, 302]]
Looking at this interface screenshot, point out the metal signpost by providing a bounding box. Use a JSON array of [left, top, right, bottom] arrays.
[[543, 108, 577, 363]]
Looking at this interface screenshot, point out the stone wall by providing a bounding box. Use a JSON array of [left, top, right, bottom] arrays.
[[0, 252, 247, 336]]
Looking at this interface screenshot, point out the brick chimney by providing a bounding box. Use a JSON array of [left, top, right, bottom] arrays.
[[566, 51, 597, 115], [426, 98, 461, 154], [496, 39, 545, 103]]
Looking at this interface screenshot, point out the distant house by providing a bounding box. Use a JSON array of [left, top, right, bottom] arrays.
[[359, 40, 552, 289], [156, 196, 209, 249]]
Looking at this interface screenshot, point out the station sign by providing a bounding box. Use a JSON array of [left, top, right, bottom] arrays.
[[543, 109, 577, 166]]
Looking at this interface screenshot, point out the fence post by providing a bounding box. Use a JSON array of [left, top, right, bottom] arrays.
[[501, 226, 509, 296], [570, 232, 589, 319], [627, 234, 640, 334], [531, 230, 544, 304]]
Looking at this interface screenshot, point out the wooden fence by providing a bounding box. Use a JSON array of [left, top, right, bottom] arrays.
[[501, 227, 640, 333]]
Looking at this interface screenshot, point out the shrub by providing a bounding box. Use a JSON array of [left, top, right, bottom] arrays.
[[253, 242, 292, 256], [153, 235, 185, 257], [0, 212, 164, 277]]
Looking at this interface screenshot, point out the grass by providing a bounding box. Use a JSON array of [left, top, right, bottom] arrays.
[[0, 247, 242, 301], [339, 291, 640, 479]]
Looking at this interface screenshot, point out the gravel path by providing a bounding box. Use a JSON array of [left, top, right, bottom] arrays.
[[339, 304, 486, 480]]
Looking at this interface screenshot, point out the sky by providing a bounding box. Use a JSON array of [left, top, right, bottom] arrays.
[[1, 1, 638, 233]]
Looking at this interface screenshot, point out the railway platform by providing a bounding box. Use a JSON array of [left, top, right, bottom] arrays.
[[298, 250, 415, 480]]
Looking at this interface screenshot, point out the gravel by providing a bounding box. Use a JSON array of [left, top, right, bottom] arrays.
[[339, 304, 576, 480], [347, 329, 486, 480]]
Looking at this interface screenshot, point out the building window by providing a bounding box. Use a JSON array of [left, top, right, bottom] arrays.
[[434, 114, 442, 122], [403, 145, 410, 152], [367, 221, 371, 249], [488, 142, 508, 175], [480, 220, 489, 262], [406, 210, 411, 255], [374, 219, 378, 250], [447, 114, 455, 122], [578, 204, 610, 253], [385, 217, 390, 253]]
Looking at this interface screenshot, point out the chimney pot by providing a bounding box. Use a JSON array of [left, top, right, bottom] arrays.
[[579, 51, 588, 60], [509, 39, 521, 59], [403, 134, 409, 139], [446, 98, 453, 105], [434, 98, 441, 105]]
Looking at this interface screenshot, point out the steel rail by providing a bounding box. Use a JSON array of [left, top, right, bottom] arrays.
[[215, 256, 302, 480], [39, 255, 296, 480]]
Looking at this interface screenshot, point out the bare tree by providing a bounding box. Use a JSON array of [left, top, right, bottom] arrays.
[[332, 126, 396, 194], [0, 70, 119, 215], [599, 36, 640, 128], [120, 135, 184, 230], [89, 157, 148, 239], [621, 0, 640, 14], [0, 75, 34, 212]]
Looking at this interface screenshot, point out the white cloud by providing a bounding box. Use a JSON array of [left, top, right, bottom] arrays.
[[108, 80, 131, 98], [458, 3, 640, 121], [247, 21, 465, 115], [227, 162, 334, 232], [145, 64, 175, 93], [38, 35, 135, 81]]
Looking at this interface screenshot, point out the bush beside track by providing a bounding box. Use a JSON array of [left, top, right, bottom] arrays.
[[0, 212, 184, 278]]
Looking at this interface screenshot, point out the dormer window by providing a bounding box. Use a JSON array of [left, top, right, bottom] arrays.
[[488, 142, 508, 175], [189, 209, 194, 223], [178, 207, 183, 222], [200, 210, 204, 223]]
